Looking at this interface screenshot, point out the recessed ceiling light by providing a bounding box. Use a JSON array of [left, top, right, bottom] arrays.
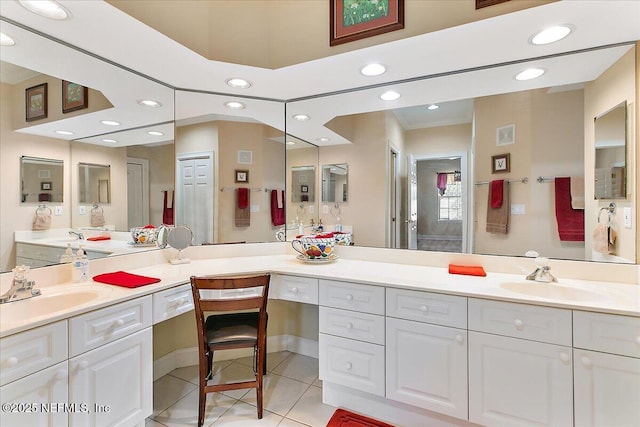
[[380, 90, 401, 101], [226, 78, 252, 89], [316, 137, 330, 143], [427, 104, 439, 110], [18, 0, 70, 20], [0, 33, 16, 46], [286, 141, 296, 145], [515, 68, 545, 81], [100, 120, 120, 126], [225, 101, 246, 110], [531, 25, 573, 45], [147, 131, 164, 136], [55, 130, 74, 135], [102, 139, 117, 143], [361, 63, 386, 76], [292, 114, 310, 121], [138, 99, 162, 107]]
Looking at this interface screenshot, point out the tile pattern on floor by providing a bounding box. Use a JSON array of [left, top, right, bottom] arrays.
[[148, 352, 336, 427]]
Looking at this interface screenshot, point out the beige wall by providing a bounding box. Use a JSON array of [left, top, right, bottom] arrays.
[[287, 147, 319, 228], [108, 0, 554, 69], [584, 48, 636, 263]]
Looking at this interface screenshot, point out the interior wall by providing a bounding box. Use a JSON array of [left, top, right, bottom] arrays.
[[584, 48, 636, 263], [385, 111, 407, 249], [287, 147, 319, 228]]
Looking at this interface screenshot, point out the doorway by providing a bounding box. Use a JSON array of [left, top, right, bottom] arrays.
[[127, 157, 149, 229], [176, 151, 214, 246]]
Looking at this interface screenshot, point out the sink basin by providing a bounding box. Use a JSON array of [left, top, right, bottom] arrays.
[[4, 285, 113, 317], [500, 282, 606, 302]]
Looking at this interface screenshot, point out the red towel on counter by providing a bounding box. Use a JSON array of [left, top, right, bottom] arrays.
[[490, 179, 504, 208], [162, 190, 174, 225], [237, 187, 249, 209], [270, 190, 285, 226], [93, 271, 161, 288], [448, 264, 487, 277], [554, 177, 584, 241], [86, 236, 111, 241]]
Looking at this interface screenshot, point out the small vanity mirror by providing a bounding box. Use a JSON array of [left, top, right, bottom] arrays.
[[291, 166, 315, 203], [20, 156, 64, 203], [78, 162, 111, 204], [321, 163, 348, 203], [594, 102, 627, 199]]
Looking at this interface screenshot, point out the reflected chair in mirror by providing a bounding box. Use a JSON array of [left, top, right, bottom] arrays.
[[190, 274, 270, 425]]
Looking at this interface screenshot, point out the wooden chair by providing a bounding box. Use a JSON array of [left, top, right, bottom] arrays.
[[190, 274, 270, 426]]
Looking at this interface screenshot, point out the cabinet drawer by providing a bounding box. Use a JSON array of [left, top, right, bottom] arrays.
[[387, 288, 467, 329], [272, 274, 318, 304], [574, 311, 640, 358], [469, 299, 571, 346], [319, 306, 385, 345], [153, 284, 194, 324], [69, 296, 152, 356], [0, 321, 68, 386], [319, 279, 384, 315], [319, 333, 385, 396]]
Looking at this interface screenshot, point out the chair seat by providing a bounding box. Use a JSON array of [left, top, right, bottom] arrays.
[[205, 312, 259, 346]]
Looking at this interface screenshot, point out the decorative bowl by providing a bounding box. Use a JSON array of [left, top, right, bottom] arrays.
[[291, 235, 336, 259], [334, 232, 352, 246], [130, 226, 158, 245]]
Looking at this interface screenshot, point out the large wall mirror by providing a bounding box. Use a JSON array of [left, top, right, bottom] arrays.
[[322, 163, 348, 203], [285, 44, 637, 264], [78, 163, 111, 204], [594, 102, 627, 199]]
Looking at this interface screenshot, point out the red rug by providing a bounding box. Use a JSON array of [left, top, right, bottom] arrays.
[[327, 408, 394, 427]]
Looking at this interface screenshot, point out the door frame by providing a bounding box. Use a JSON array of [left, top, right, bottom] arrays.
[[126, 157, 149, 228], [176, 151, 215, 244]]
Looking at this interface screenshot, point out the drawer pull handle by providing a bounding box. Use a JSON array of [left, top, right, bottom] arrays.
[[114, 319, 125, 327], [55, 370, 68, 380], [177, 298, 186, 306], [559, 353, 570, 363], [346, 322, 353, 330], [420, 305, 428, 313], [345, 362, 352, 371], [78, 361, 89, 370], [346, 294, 354, 301], [581, 356, 592, 367], [291, 287, 299, 294], [513, 319, 524, 330], [455, 334, 464, 344], [5, 356, 19, 367]]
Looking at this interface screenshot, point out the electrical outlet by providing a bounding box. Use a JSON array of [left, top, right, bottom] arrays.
[[79, 206, 86, 215], [308, 205, 315, 214], [54, 206, 63, 216], [623, 207, 632, 229], [510, 204, 525, 215], [323, 205, 329, 214], [250, 205, 259, 213]]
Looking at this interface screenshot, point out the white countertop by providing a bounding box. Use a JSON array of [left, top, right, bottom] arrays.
[[1, 252, 638, 338]]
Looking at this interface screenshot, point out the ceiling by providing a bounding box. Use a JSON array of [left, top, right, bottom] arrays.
[[1, 1, 639, 146]]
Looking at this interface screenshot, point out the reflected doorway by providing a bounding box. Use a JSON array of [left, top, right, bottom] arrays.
[[176, 152, 214, 245], [127, 158, 149, 228]]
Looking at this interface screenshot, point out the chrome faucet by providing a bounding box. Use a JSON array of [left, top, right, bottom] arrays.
[[525, 256, 557, 283], [0, 265, 41, 304], [69, 230, 85, 240]]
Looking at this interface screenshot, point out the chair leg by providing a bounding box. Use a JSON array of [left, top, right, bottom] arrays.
[[206, 350, 213, 380], [198, 351, 208, 427], [256, 346, 264, 419]]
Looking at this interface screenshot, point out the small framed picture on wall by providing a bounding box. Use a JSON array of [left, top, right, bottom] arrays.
[[491, 153, 510, 174], [235, 169, 249, 183], [301, 185, 308, 193]]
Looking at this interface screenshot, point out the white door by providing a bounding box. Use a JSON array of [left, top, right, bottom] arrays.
[[127, 158, 149, 228], [386, 318, 467, 420], [177, 152, 213, 245], [469, 331, 573, 427], [388, 148, 398, 248], [69, 329, 152, 427], [407, 154, 418, 250], [0, 362, 69, 427], [574, 349, 640, 427]]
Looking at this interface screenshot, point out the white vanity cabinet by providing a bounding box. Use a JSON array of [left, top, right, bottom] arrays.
[[573, 311, 640, 427], [385, 289, 468, 420], [271, 274, 318, 304], [318, 279, 386, 396], [468, 299, 573, 427]]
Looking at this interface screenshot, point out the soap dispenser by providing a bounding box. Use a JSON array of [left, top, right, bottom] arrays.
[[59, 243, 74, 263], [335, 217, 343, 232], [73, 246, 90, 282]]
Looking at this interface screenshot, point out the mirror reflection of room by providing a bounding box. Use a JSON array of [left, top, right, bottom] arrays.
[[20, 156, 63, 203], [594, 102, 627, 199]]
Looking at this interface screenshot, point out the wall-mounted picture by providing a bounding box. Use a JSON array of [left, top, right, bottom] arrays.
[[301, 185, 309, 193], [41, 181, 52, 191], [235, 169, 249, 183], [491, 153, 511, 174], [496, 124, 515, 146], [62, 80, 88, 113], [476, 0, 510, 9], [25, 83, 48, 122], [330, 0, 404, 46]]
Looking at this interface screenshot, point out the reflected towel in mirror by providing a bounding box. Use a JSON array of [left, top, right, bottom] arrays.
[[486, 180, 509, 234], [554, 177, 584, 241]]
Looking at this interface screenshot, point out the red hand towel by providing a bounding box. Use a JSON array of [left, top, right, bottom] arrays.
[[490, 179, 504, 208], [163, 190, 174, 225], [271, 190, 285, 226], [554, 177, 584, 241], [86, 236, 111, 241], [237, 188, 249, 209], [448, 264, 487, 277], [93, 271, 161, 288]]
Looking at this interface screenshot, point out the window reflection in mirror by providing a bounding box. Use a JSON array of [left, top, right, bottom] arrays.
[[20, 156, 64, 203], [78, 162, 111, 204], [594, 102, 627, 199], [322, 163, 348, 202], [291, 166, 316, 203]]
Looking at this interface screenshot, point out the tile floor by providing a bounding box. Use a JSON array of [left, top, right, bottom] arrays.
[[146, 351, 337, 427]]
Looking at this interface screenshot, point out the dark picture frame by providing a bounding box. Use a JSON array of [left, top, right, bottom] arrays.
[[491, 153, 511, 174], [62, 80, 88, 113], [235, 169, 249, 183], [330, 0, 404, 46], [476, 0, 510, 9], [25, 83, 48, 122], [41, 181, 52, 191], [301, 185, 309, 193]]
